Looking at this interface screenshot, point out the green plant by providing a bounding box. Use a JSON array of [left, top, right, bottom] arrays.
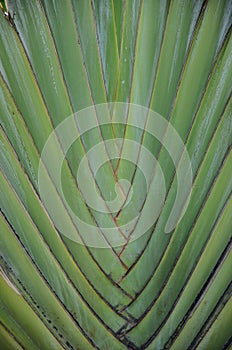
[[0, 1, 231, 349]]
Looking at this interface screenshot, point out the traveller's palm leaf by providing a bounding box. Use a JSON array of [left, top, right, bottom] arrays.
[[0, 1, 231, 349]]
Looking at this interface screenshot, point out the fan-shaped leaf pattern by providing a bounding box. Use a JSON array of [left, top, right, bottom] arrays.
[[0, 1, 231, 349]]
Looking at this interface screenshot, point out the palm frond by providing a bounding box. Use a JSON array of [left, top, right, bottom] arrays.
[[0, 1, 231, 349]]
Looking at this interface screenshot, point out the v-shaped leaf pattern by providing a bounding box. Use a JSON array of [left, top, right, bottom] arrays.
[[0, 1, 231, 349]]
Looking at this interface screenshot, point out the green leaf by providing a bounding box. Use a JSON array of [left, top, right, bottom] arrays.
[[0, 1, 231, 349]]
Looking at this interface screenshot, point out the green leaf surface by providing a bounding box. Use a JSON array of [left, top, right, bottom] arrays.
[[0, 1, 231, 349]]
